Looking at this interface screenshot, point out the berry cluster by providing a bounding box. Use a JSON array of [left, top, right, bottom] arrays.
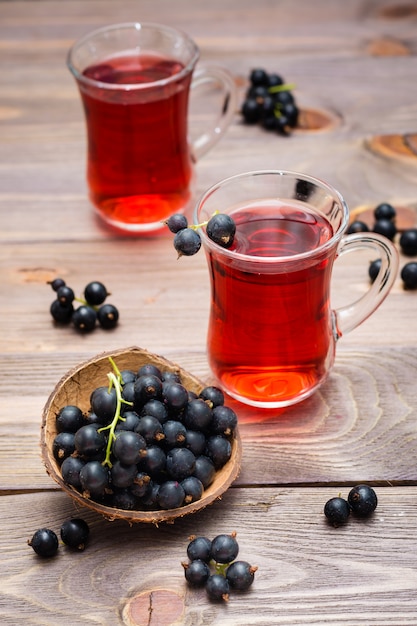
[[348, 203, 417, 289], [165, 212, 236, 258], [324, 484, 378, 527], [182, 532, 257, 602], [48, 278, 119, 331], [53, 358, 237, 512], [241, 68, 299, 135], [28, 518, 90, 557]]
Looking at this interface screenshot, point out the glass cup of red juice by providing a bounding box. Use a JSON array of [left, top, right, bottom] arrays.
[[67, 22, 237, 234], [194, 170, 399, 408]]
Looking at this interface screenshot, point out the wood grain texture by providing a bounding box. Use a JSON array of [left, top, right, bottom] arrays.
[[2, 0, 417, 623], [2, 488, 417, 625]]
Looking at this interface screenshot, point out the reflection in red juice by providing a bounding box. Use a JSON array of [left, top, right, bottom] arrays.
[[206, 201, 336, 406], [81, 53, 193, 227]]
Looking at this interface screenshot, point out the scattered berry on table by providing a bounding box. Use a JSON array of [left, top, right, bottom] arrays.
[[226, 560, 258, 591], [324, 496, 350, 527], [52, 359, 238, 513], [373, 218, 397, 241], [47, 278, 119, 332], [401, 262, 417, 289], [183, 532, 256, 603], [348, 484, 378, 517], [347, 220, 369, 234], [60, 518, 90, 550], [374, 202, 396, 221], [368, 258, 382, 283], [206, 574, 230, 602], [28, 528, 59, 558], [399, 228, 417, 256], [241, 68, 299, 134]]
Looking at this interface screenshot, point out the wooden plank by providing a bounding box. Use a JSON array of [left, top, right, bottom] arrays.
[[1, 347, 416, 490], [1, 487, 417, 625]]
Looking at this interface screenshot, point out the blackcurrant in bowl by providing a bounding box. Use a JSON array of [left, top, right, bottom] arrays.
[[41, 346, 242, 524]]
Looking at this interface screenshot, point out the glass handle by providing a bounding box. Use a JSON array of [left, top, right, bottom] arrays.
[[333, 233, 399, 338], [190, 66, 237, 161]]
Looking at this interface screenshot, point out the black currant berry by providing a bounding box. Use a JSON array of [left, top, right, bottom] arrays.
[[193, 455, 216, 488], [374, 202, 396, 221], [181, 476, 204, 503], [324, 496, 350, 527], [373, 218, 397, 241], [174, 228, 202, 257], [157, 480, 185, 509], [61, 456, 85, 489], [56, 405, 84, 433], [401, 262, 417, 289], [90, 386, 117, 424], [50, 299, 74, 324], [206, 213, 236, 248], [28, 528, 59, 558], [97, 304, 119, 329], [210, 532, 239, 564], [347, 220, 369, 234], [166, 447, 196, 481], [206, 574, 230, 602], [113, 431, 147, 465], [241, 98, 262, 124], [72, 305, 97, 332], [199, 386, 224, 408], [368, 258, 382, 283], [205, 435, 232, 469], [182, 559, 211, 587], [79, 460, 109, 497], [211, 405, 238, 436], [250, 68, 269, 86], [48, 277, 66, 292], [187, 535, 212, 562], [399, 229, 417, 256], [84, 281, 109, 306], [165, 213, 188, 233], [226, 560, 257, 590], [74, 424, 107, 458], [348, 484, 378, 517], [52, 432, 75, 462], [60, 518, 90, 550]]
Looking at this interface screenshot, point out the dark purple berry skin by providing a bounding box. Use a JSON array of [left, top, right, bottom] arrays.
[[187, 536, 212, 562], [174, 228, 201, 257], [165, 213, 188, 233], [56, 405, 84, 433], [226, 560, 257, 590], [210, 533, 239, 564], [48, 277, 66, 292], [50, 299, 74, 324], [28, 528, 59, 558], [369, 258, 382, 283], [374, 202, 396, 221], [401, 262, 417, 289], [348, 484, 378, 517], [52, 432, 75, 462], [399, 229, 417, 256], [72, 305, 97, 332], [183, 559, 211, 587], [347, 220, 369, 234], [206, 574, 230, 601], [373, 218, 397, 241], [97, 304, 119, 329], [324, 496, 350, 527], [84, 281, 109, 306], [157, 480, 185, 509], [206, 213, 236, 249], [60, 518, 90, 550]]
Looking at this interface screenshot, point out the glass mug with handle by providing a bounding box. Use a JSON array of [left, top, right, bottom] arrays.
[[194, 170, 399, 408], [67, 22, 237, 234]]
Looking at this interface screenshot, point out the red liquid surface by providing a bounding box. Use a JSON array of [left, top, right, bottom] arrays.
[[81, 53, 193, 229], [206, 202, 336, 406]]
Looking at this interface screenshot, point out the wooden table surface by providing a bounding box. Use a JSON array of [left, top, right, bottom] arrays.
[[2, 1, 417, 624]]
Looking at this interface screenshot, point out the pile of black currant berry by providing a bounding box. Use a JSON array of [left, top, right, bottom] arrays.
[[28, 518, 90, 558], [53, 358, 238, 512], [348, 202, 417, 289], [182, 532, 257, 602], [240, 68, 299, 135], [165, 212, 236, 258], [324, 484, 378, 527], [48, 278, 119, 331]]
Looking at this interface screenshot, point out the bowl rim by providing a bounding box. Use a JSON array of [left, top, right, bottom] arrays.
[[41, 346, 242, 524]]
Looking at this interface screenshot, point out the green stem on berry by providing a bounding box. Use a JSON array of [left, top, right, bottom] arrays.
[[268, 82, 296, 94], [212, 561, 231, 576], [189, 210, 220, 232], [98, 370, 133, 468]]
